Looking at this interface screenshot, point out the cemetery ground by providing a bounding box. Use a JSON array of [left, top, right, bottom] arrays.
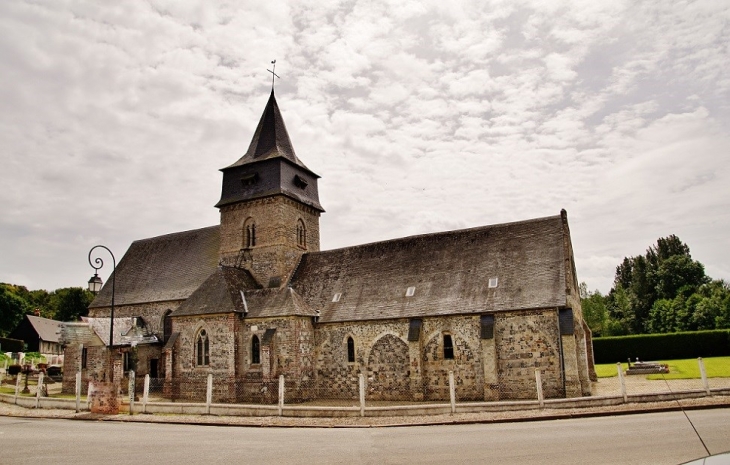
[[593, 356, 730, 379]]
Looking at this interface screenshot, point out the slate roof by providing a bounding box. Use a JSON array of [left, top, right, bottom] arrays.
[[288, 214, 569, 323], [224, 90, 312, 173], [92, 211, 572, 324], [83, 317, 159, 347], [173, 267, 317, 319], [215, 90, 324, 212], [24, 315, 62, 343], [172, 267, 260, 317], [89, 226, 220, 308], [58, 322, 105, 347]]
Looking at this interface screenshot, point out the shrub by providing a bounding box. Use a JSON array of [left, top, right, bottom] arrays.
[[7, 365, 22, 376], [593, 330, 730, 364], [0, 337, 24, 353]]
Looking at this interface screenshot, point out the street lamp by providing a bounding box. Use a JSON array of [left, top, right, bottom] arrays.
[[88, 245, 116, 384]]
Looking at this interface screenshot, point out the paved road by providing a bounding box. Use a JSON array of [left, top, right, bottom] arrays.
[[1, 409, 729, 464]]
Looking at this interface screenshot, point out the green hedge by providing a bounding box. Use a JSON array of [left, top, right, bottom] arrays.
[[593, 330, 730, 364], [0, 337, 24, 353]]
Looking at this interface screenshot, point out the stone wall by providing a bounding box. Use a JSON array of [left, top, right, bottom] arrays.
[[560, 211, 596, 394], [421, 316, 483, 401], [164, 308, 589, 403], [83, 300, 180, 392], [239, 316, 315, 403], [495, 309, 563, 399], [315, 315, 485, 402], [171, 313, 238, 402], [312, 310, 572, 402], [61, 344, 107, 394], [219, 196, 321, 286]]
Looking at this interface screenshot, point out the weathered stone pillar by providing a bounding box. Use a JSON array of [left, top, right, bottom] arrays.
[[561, 334, 582, 397], [113, 357, 123, 394], [574, 322, 592, 395], [481, 338, 499, 401], [408, 341, 423, 401], [163, 347, 173, 398], [88, 381, 119, 414], [583, 321, 597, 381]]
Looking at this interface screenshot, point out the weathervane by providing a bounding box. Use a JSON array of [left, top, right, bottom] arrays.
[[267, 59, 280, 91]]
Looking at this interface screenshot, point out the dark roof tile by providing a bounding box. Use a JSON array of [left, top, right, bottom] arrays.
[[289, 214, 568, 322], [224, 90, 311, 172], [89, 226, 220, 308]]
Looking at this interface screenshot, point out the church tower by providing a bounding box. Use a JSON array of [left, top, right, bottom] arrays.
[[216, 90, 324, 288]]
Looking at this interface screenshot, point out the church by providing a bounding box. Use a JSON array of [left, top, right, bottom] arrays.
[[61, 90, 595, 403]]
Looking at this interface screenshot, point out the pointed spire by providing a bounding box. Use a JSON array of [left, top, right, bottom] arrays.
[[226, 90, 310, 171]]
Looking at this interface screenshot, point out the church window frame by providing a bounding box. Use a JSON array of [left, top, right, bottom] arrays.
[[346, 336, 355, 364], [251, 335, 261, 365], [123, 351, 132, 373], [243, 218, 256, 248], [195, 329, 210, 367], [443, 334, 454, 360], [81, 347, 88, 370], [296, 219, 307, 249]]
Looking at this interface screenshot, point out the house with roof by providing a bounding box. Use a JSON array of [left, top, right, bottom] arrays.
[[10, 315, 64, 365], [62, 90, 595, 401]]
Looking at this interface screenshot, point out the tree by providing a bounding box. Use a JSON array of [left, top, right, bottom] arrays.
[[605, 286, 632, 335], [50, 287, 94, 322], [607, 235, 709, 334], [0, 284, 30, 336], [655, 255, 708, 301], [579, 283, 609, 336]]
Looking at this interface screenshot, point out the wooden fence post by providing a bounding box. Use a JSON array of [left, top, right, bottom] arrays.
[[618, 363, 627, 403], [75, 372, 82, 413], [206, 373, 213, 415], [698, 358, 711, 396]]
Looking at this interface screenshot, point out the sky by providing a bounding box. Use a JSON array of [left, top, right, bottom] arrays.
[[1, 0, 729, 295]]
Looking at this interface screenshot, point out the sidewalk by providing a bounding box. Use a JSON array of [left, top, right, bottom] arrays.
[[2, 395, 729, 428]]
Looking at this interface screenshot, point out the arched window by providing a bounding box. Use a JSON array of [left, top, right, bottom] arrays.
[[296, 219, 306, 248], [443, 334, 454, 360], [163, 310, 173, 343], [347, 337, 355, 363], [243, 219, 256, 248], [251, 335, 260, 364], [196, 329, 210, 366]]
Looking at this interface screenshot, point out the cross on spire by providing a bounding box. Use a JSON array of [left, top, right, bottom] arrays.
[[267, 60, 280, 91]]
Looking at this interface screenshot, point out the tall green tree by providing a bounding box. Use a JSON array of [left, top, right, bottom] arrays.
[[579, 283, 609, 336], [50, 287, 94, 322], [607, 235, 709, 334], [0, 284, 30, 336]]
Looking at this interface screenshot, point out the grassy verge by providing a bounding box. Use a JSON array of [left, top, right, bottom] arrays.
[[594, 356, 730, 379]]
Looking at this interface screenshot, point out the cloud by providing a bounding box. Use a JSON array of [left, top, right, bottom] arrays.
[[0, 0, 729, 296]]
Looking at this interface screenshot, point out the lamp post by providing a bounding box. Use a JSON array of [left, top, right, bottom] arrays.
[[88, 245, 116, 384]]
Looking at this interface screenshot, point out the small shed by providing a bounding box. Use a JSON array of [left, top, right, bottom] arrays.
[[9, 315, 64, 362]]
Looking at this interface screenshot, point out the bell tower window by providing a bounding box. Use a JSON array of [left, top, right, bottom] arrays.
[[243, 219, 256, 248], [296, 219, 306, 248]]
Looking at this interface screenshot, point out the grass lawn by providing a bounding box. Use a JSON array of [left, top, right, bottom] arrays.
[[594, 356, 730, 379]]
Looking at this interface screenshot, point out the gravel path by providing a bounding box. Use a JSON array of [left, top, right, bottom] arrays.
[[1, 395, 728, 428]]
